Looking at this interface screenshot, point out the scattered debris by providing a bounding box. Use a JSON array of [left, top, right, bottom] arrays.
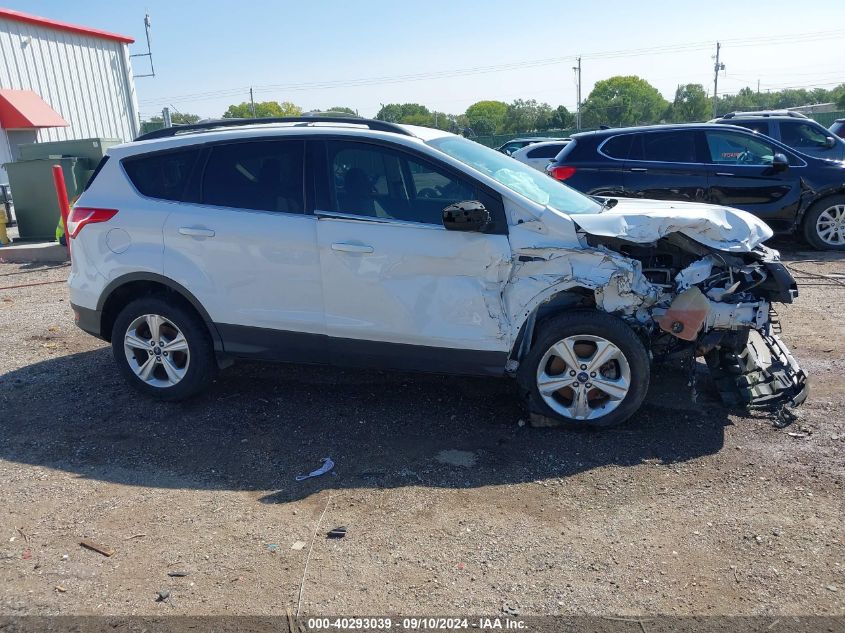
[[297, 493, 334, 617], [828, 585, 839, 592], [517, 418, 526, 427], [296, 457, 335, 481], [266, 543, 280, 553], [502, 603, 520, 616], [61, 554, 68, 561], [123, 533, 146, 541], [291, 541, 307, 551], [156, 589, 170, 602], [435, 449, 477, 468], [787, 432, 809, 439], [55, 585, 66, 593], [21, 549, 31, 560], [286, 607, 297, 633], [16, 527, 30, 543], [167, 571, 189, 577], [327, 526, 347, 539], [79, 539, 115, 557]]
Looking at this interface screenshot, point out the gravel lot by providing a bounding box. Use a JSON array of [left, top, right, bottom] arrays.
[[0, 244, 842, 617]]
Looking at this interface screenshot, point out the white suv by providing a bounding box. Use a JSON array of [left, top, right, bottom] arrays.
[[68, 116, 808, 428]]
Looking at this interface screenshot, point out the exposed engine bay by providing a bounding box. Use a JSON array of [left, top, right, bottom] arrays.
[[586, 233, 809, 415]]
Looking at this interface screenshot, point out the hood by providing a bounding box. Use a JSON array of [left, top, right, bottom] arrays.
[[572, 198, 774, 252]]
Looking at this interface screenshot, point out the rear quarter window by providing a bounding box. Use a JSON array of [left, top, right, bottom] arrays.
[[600, 135, 633, 159], [123, 148, 201, 201]]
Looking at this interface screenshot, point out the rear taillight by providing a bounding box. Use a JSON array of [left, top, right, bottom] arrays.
[[67, 207, 118, 238], [549, 165, 576, 180]]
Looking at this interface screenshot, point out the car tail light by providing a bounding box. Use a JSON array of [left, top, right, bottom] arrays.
[[66, 207, 118, 238], [549, 165, 576, 180]]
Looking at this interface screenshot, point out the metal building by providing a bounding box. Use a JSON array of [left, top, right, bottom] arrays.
[[0, 8, 139, 183]]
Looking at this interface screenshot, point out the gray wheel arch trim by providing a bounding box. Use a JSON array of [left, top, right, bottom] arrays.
[[97, 272, 224, 353]]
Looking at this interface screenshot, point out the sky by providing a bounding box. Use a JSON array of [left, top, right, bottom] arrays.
[[6, 0, 844, 120]]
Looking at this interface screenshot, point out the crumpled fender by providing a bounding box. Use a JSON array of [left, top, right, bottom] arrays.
[[503, 246, 663, 343]]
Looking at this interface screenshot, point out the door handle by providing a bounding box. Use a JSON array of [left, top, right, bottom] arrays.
[[629, 167, 648, 173], [331, 242, 374, 254], [179, 227, 215, 237], [715, 172, 735, 177]]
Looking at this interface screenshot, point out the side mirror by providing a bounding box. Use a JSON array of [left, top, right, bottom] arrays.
[[772, 153, 789, 172], [825, 136, 837, 149], [442, 201, 491, 232]]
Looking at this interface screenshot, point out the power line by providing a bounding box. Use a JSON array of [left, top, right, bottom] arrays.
[[138, 28, 845, 108]]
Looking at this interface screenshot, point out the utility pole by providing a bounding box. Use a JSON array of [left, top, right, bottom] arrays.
[[572, 56, 582, 131], [757, 79, 760, 95], [249, 87, 256, 118], [162, 107, 172, 128], [712, 42, 725, 116]]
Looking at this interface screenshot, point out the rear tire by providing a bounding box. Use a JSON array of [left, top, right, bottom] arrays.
[[802, 195, 845, 251], [517, 311, 650, 429], [111, 295, 216, 401]]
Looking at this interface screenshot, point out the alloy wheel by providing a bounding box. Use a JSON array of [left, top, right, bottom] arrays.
[[535, 334, 631, 421], [816, 204, 845, 246], [123, 314, 190, 388]]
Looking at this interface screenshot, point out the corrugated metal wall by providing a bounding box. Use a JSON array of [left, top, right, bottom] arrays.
[[0, 15, 139, 168]]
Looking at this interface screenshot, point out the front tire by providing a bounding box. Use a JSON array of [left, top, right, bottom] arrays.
[[802, 195, 845, 251], [111, 296, 216, 401], [517, 311, 650, 429]]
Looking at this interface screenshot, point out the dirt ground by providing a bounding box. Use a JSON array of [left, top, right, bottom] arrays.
[[0, 243, 842, 618]]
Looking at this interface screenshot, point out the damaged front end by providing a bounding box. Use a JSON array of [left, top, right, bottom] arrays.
[[592, 234, 809, 415]]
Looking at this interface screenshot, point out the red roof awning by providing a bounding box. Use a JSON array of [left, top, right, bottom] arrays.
[[0, 8, 134, 44], [0, 89, 69, 129]]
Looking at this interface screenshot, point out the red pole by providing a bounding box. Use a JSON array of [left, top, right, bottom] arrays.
[[51, 165, 71, 259]]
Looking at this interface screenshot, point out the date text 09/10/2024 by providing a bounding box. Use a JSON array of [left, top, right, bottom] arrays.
[[306, 617, 527, 630]]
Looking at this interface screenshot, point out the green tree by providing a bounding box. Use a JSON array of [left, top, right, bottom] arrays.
[[140, 112, 200, 135], [832, 83, 845, 109], [465, 100, 508, 135], [670, 84, 711, 122], [222, 101, 302, 118], [375, 103, 402, 122], [375, 103, 431, 122], [581, 76, 668, 128], [549, 105, 574, 129], [503, 99, 554, 133], [316, 106, 357, 115]]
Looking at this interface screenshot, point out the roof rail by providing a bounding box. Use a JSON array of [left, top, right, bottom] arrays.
[[134, 116, 415, 142], [721, 110, 808, 120]]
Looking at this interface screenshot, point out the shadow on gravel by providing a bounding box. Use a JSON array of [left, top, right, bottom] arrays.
[[1, 348, 731, 502]]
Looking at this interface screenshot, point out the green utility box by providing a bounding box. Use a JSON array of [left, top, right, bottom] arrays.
[[2, 157, 86, 240], [19, 137, 121, 163]]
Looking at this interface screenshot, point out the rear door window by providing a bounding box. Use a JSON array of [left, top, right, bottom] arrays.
[[732, 120, 770, 136], [201, 140, 304, 213], [123, 149, 201, 201], [636, 131, 699, 163]]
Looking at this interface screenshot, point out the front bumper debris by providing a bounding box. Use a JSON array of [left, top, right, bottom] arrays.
[[740, 330, 809, 409], [706, 326, 808, 423]]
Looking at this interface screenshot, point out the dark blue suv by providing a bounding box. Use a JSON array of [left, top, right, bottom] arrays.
[[548, 123, 845, 250]]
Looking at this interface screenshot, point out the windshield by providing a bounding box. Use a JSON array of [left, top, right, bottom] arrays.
[[428, 136, 602, 215]]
